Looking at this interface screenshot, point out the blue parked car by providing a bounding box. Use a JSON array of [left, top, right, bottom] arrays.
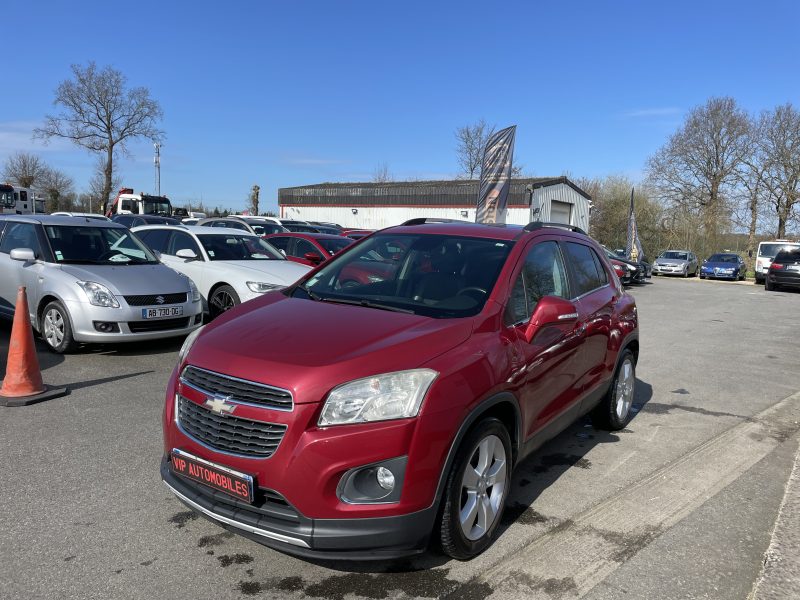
[[699, 253, 746, 280]]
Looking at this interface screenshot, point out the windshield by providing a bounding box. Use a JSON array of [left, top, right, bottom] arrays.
[[759, 243, 800, 258], [197, 234, 285, 261], [142, 197, 172, 216], [660, 251, 688, 260], [707, 254, 738, 263], [294, 233, 514, 319], [44, 225, 158, 264], [317, 237, 352, 255], [0, 189, 13, 208]]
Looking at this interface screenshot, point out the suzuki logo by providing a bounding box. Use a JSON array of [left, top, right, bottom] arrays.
[[204, 395, 236, 416], [155, 295, 165, 304]]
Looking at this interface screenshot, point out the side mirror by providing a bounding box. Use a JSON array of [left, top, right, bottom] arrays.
[[304, 252, 323, 264], [176, 248, 198, 261], [10, 248, 36, 262], [523, 296, 579, 343]]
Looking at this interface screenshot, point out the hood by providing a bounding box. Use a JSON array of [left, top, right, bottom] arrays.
[[703, 261, 738, 269], [186, 294, 474, 404], [219, 260, 311, 285], [655, 258, 688, 266], [59, 263, 190, 295]]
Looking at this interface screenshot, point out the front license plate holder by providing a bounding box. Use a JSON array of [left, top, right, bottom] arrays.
[[142, 306, 184, 319], [170, 448, 255, 503]]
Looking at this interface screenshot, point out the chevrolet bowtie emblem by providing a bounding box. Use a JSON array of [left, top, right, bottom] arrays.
[[204, 395, 236, 415]]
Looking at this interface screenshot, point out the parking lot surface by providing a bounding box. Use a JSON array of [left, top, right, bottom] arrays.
[[1, 278, 799, 600]]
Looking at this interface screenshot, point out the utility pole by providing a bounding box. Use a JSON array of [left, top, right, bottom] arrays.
[[154, 142, 161, 196]]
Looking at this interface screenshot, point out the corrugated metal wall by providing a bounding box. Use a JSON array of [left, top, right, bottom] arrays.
[[279, 180, 591, 230]]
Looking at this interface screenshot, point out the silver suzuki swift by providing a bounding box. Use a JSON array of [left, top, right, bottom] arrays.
[[0, 215, 203, 353]]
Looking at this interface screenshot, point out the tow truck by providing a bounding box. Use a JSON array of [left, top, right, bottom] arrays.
[[105, 187, 173, 218]]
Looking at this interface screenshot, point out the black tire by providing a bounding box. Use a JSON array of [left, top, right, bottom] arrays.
[[208, 284, 240, 319], [765, 278, 778, 292], [592, 349, 636, 430], [439, 418, 512, 560], [699, 274, 705, 280], [41, 300, 77, 353]]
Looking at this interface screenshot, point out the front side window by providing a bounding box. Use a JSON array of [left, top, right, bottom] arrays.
[[297, 233, 513, 319], [295, 238, 319, 258], [564, 242, 606, 297], [43, 226, 157, 264], [317, 237, 352, 255], [197, 234, 285, 261], [504, 241, 569, 325], [266, 236, 291, 252], [167, 232, 203, 257], [0, 223, 42, 257]]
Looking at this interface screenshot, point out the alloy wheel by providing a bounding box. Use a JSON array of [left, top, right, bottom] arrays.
[[459, 434, 507, 541], [44, 308, 65, 348], [615, 358, 635, 420], [210, 290, 236, 315]]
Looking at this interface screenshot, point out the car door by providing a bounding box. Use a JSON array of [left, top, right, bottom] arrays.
[[503, 238, 586, 437], [0, 222, 47, 320], [561, 241, 618, 402]]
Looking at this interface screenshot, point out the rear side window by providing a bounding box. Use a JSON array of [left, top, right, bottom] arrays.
[[564, 242, 607, 297]]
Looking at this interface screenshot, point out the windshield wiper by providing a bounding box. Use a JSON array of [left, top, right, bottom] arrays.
[[294, 283, 322, 301], [321, 297, 414, 314]]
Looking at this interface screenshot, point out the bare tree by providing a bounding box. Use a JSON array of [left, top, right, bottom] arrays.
[[38, 167, 75, 212], [753, 103, 800, 238], [455, 119, 495, 179], [248, 184, 260, 215], [34, 61, 164, 213], [372, 163, 393, 183], [88, 155, 122, 213], [3, 151, 47, 188], [646, 97, 750, 246]]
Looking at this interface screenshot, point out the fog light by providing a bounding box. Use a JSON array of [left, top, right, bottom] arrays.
[[376, 467, 395, 491]]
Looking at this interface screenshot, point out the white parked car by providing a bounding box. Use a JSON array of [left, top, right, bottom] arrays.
[[132, 225, 311, 318]]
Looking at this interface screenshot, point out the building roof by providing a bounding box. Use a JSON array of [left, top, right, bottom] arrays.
[[279, 176, 591, 207]]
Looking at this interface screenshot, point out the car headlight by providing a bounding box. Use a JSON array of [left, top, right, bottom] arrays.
[[187, 279, 201, 302], [76, 281, 119, 308], [318, 369, 438, 426], [178, 325, 204, 364], [246, 281, 285, 293]]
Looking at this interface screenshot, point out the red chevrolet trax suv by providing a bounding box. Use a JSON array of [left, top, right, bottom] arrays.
[[161, 220, 639, 560]]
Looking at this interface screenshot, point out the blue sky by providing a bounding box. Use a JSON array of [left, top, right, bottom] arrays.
[[3, 0, 798, 213]]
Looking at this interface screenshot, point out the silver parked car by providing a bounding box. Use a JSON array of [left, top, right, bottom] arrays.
[[652, 250, 699, 277], [0, 215, 203, 353]]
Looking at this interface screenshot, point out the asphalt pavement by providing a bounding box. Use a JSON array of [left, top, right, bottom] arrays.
[[1, 276, 798, 600]]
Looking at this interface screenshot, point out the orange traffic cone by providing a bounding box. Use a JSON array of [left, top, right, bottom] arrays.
[[0, 286, 68, 407]]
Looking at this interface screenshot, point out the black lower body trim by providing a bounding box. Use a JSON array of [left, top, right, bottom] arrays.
[[161, 456, 436, 560]]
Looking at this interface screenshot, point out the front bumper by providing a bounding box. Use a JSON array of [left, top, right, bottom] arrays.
[[652, 265, 685, 275], [160, 456, 437, 559], [701, 270, 737, 279], [65, 298, 203, 343]]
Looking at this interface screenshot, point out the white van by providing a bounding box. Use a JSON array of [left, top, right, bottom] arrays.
[[755, 240, 800, 283]]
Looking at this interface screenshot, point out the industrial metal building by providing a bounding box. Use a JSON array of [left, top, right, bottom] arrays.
[[278, 177, 592, 229]]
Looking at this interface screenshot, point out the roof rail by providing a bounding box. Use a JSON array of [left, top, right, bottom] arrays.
[[523, 222, 586, 235], [400, 217, 467, 226]]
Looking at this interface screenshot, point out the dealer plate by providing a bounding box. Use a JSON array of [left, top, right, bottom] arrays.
[[142, 306, 183, 319], [170, 449, 254, 503]]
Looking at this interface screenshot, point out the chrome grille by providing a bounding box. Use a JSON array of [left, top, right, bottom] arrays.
[[177, 395, 287, 458], [180, 365, 293, 411]]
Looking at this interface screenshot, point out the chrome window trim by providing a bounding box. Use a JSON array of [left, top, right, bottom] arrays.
[[180, 365, 294, 412], [163, 481, 310, 548]]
